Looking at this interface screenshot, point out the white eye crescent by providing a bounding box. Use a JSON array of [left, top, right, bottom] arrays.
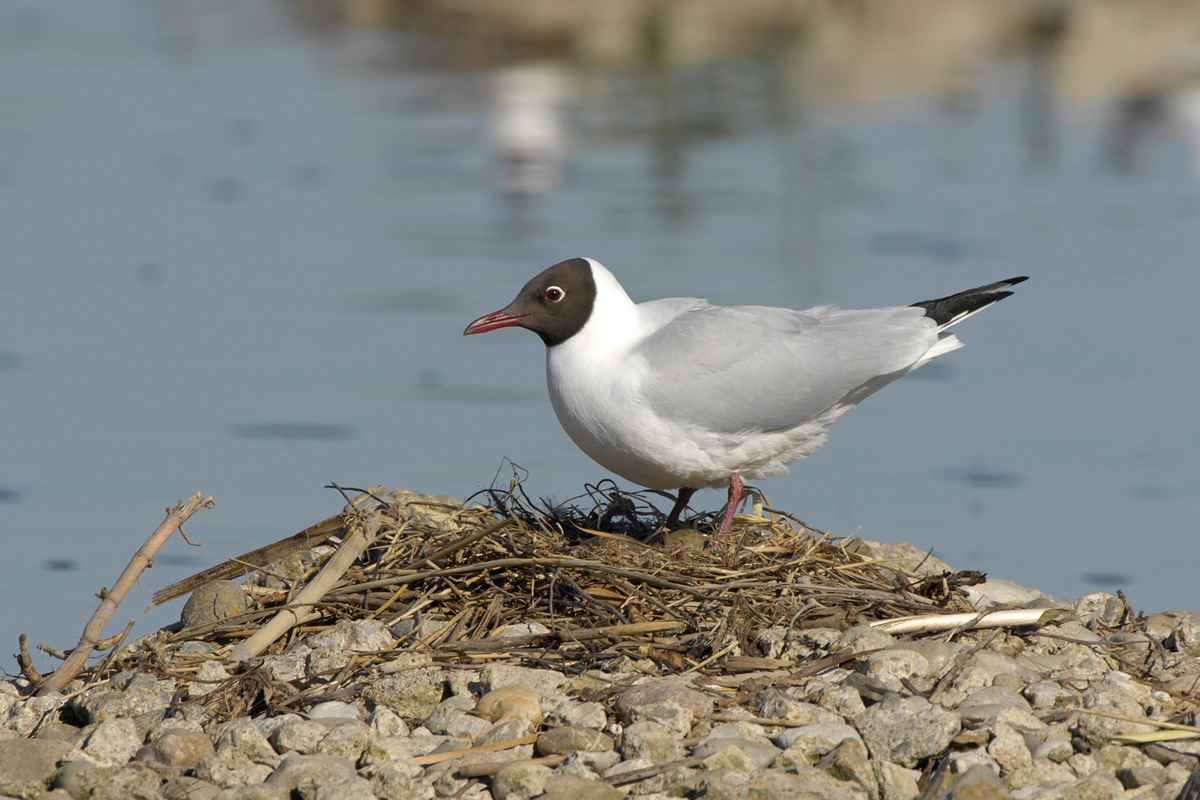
[[544, 286, 565, 303]]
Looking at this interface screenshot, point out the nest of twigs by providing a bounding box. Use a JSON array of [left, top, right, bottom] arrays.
[[111, 479, 986, 720]]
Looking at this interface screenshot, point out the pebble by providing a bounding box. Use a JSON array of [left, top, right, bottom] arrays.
[[180, 580, 248, 628]]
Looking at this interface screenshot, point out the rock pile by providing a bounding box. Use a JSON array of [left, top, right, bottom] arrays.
[[3, 488, 1198, 800]]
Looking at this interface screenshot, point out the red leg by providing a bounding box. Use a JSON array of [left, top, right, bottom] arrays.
[[714, 473, 745, 540], [664, 487, 696, 530]]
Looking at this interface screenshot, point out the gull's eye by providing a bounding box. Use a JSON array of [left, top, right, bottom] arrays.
[[544, 286, 565, 303]]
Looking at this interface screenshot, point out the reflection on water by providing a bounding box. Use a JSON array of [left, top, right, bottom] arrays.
[[229, 423, 355, 442], [486, 65, 568, 196], [3, 0, 1200, 661]]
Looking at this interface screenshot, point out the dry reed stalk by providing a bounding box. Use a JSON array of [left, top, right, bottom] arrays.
[[227, 511, 384, 663]]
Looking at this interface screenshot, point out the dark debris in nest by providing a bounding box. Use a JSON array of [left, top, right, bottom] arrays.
[[112, 477, 989, 721]]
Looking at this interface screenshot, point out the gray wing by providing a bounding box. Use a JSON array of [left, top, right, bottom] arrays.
[[635, 301, 940, 434]]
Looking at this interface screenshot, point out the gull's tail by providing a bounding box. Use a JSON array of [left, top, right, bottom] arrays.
[[912, 276, 1029, 330]]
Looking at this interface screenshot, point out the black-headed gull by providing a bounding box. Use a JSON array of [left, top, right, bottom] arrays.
[[465, 258, 1026, 539]]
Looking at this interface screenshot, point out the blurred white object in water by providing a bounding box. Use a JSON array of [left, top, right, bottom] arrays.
[[486, 64, 569, 195]]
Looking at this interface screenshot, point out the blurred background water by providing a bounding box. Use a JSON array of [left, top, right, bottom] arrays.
[[4, 0, 1200, 669]]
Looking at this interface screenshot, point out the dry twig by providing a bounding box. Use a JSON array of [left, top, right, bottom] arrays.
[[36, 492, 213, 695]]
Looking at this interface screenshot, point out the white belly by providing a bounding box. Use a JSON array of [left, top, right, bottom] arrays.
[[546, 346, 842, 490]]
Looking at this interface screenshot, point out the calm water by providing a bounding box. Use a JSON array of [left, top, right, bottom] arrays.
[[4, 1, 1200, 668]]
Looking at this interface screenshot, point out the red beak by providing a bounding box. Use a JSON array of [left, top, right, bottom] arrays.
[[464, 309, 529, 335]]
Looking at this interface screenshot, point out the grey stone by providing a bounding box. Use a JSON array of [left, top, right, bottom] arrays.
[[265, 753, 358, 795], [544, 698, 608, 730], [491, 762, 553, 800], [817, 737, 877, 797], [0, 738, 75, 795], [1076, 698, 1154, 748], [359, 758, 433, 800], [162, 775, 222, 800], [306, 644, 350, 677], [1060, 770, 1124, 799], [756, 627, 826, 660], [137, 727, 215, 768], [358, 734, 454, 765], [623, 698, 693, 736], [951, 651, 1035, 693], [423, 696, 477, 735], [619, 720, 683, 764], [211, 784, 290, 800], [835, 625, 898, 654], [540, 772, 624, 800], [1115, 764, 1169, 789], [429, 767, 470, 798], [875, 759, 921, 800], [672, 768, 744, 800], [850, 540, 954, 575], [956, 686, 1033, 726], [854, 694, 961, 768], [477, 718, 534, 747], [270, 718, 327, 754], [249, 551, 317, 590], [537, 726, 615, 756], [309, 701, 360, 720], [1023, 680, 1076, 710], [367, 707, 409, 738], [704, 720, 772, 744], [986, 724, 1032, 773], [774, 722, 863, 766], [557, 748, 622, 777], [5, 694, 67, 737], [307, 619, 395, 653], [32, 720, 80, 743], [189, 661, 231, 697], [214, 719, 278, 765], [904, 640, 966, 678], [313, 720, 372, 761], [194, 750, 274, 788], [861, 648, 933, 693], [693, 738, 781, 769], [816, 682, 868, 718], [83, 762, 165, 800], [1175, 616, 1200, 657], [844, 673, 891, 705], [614, 679, 713, 727], [263, 646, 312, 683], [70, 679, 171, 725], [1032, 737, 1073, 763], [80, 716, 143, 765], [752, 688, 840, 724], [1074, 592, 1126, 627], [480, 663, 566, 697], [1174, 764, 1200, 800], [1145, 739, 1200, 767], [922, 762, 1009, 799], [699, 743, 760, 774], [52, 760, 117, 799], [763, 765, 869, 800], [181, 581, 248, 628], [362, 669, 445, 721], [965, 579, 1058, 609], [444, 713, 490, 741], [313, 776, 377, 800]]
